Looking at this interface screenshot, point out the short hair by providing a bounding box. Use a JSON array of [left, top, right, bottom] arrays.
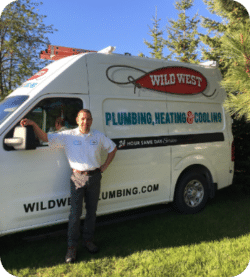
[[55, 117, 65, 126], [77, 109, 92, 119]]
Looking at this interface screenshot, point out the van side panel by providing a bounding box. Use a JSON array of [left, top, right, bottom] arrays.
[[86, 53, 233, 212]]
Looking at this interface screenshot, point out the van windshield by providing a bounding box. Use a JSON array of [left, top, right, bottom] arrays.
[[0, 96, 29, 125]]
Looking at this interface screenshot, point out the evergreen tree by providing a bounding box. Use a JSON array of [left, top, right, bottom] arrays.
[[222, 22, 250, 119], [200, 0, 249, 75], [211, 0, 250, 120], [199, 2, 225, 72], [201, 0, 250, 173], [201, 0, 250, 119], [165, 0, 200, 63], [0, 0, 57, 99], [143, 7, 165, 59]]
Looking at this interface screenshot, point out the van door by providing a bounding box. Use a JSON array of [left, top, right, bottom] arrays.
[[97, 97, 171, 214], [1, 94, 87, 235]]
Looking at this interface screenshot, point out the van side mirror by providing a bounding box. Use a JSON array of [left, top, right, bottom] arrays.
[[4, 126, 37, 150]]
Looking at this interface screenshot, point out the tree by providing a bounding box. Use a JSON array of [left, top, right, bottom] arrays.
[[0, 0, 57, 99], [142, 7, 165, 59], [200, 0, 249, 75], [222, 22, 250, 120], [165, 0, 200, 63], [201, 0, 250, 173], [199, 1, 226, 73], [201, 0, 250, 119], [214, 0, 250, 120]]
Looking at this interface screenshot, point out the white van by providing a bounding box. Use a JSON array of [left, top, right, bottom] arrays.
[[0, 50, 234, 237]]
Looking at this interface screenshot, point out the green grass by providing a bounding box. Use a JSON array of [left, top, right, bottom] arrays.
[[1, 175, 250, 277]]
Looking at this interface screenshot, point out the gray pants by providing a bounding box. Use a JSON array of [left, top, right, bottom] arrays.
[[67, 171, 102, 247]]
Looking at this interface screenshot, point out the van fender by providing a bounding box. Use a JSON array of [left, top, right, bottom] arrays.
[[171, 154, 218, 201]]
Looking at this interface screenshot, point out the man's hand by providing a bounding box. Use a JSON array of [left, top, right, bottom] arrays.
[[20, 118, 48, 142], [20, 118, 34, 127], [100, 164, 108, 173], [100, 147, 117, 173]]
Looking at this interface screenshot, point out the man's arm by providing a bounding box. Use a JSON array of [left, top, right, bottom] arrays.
[[20, 118, 48, 142], [100, 147, 117, 173]]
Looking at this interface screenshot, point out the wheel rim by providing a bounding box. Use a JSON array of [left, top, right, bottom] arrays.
[[184, 179, 204, 208]]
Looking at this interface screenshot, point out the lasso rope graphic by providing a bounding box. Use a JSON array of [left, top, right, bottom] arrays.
[[106, 65, 147, 94]]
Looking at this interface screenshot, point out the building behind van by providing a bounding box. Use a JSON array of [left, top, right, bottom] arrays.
[[0, 49, 234, 237]]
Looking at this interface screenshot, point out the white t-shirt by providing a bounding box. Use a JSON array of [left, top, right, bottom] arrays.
[[47, 128, 116, 171]]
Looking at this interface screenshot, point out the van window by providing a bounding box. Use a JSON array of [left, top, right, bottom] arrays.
[[4, 97, 83, 150], [0, 96, 29, 125], [26, 98, 83, 135]]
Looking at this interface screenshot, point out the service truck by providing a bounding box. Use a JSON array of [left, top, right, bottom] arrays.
[[0, 46, 234, 237]]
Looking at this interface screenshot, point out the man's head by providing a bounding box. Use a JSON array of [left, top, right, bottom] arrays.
[[55, 117, 65, 131], [76, 109, 93, 134]]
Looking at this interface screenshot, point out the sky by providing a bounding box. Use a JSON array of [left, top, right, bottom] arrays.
[[0, 0, 249, 58], [29, 0, 221, 57]]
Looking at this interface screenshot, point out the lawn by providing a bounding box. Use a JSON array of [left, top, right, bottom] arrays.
[[1, 174, 250, 277]]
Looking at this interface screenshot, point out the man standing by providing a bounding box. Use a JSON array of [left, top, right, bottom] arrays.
[[20, 109, 117, 263]]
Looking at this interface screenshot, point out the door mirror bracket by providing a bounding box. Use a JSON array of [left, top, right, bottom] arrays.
[[4, 126, 37, 150]]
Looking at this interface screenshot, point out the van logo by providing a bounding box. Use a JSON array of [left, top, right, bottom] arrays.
[[27, 68, 48, 81], [106, 66, 208, 95], [90, 140, 98, 145], [136, 67, 207, 95], [73, 140, 82, 145]]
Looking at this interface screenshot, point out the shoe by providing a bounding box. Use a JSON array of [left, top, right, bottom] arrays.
[[84, 240, 99, 254], [65, 246, 77, 263]]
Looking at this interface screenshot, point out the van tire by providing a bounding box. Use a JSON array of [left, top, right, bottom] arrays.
[[173, 171, 209, 214]]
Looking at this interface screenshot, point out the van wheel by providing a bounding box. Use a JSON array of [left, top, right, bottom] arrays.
[[173, 172, 209, 214]]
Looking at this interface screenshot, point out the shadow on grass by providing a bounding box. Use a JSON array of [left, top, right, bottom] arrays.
[[1, 174, 250, 272]]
